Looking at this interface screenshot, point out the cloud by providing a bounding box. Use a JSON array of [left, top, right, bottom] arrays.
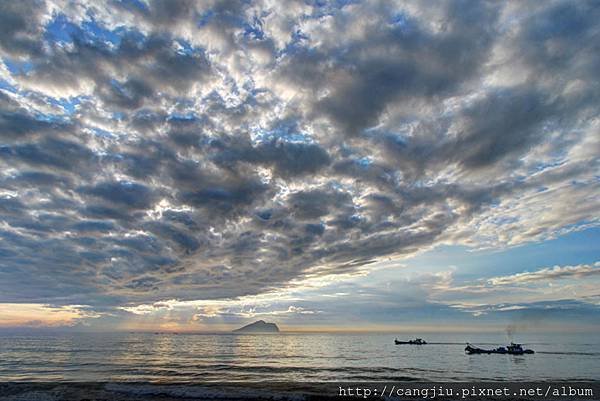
[[0, 303, 100, 327], [0, 1, 48, 57], [193, 305, 320, 321], [417, 261, 600, 315], [0, 0, 598, 318], [488, 262, 600, 285]]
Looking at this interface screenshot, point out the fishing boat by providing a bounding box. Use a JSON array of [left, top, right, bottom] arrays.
[[465, 342, 534, 355], [395, 338, 427, 345]]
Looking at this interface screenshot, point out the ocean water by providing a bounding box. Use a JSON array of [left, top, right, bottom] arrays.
[[0, 332, 598, 382]]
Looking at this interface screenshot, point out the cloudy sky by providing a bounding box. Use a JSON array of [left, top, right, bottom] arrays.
[[0, 0, 598, 332]]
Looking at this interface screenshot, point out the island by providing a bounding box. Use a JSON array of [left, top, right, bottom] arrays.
[[232, 320, 279, 333]]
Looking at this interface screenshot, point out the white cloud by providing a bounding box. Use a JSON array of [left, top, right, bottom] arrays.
[[488, 262, 600, 285]]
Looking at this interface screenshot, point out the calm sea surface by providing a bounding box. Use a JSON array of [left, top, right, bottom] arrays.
[[0, 332, 598, 382]]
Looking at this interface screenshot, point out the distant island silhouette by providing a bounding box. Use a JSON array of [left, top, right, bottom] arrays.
[[233, 320, 279, 333]]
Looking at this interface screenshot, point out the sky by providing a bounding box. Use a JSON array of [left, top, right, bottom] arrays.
[[0, 0, 599, 333]]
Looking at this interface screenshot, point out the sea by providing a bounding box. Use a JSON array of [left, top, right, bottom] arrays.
[[0, 331, 598, 383]]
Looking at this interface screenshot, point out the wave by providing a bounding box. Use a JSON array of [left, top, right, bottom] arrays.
[[536, 351, 600, 356]]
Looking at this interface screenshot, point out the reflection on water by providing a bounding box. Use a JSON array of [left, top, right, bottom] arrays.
[[0, 332, 598, 382]]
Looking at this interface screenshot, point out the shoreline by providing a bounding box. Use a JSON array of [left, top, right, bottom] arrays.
[[2, 381, 599, 401]]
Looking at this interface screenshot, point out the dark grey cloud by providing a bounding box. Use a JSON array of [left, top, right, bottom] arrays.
[[0, 92, 70, 140], [2, 137, 95, 171], [80, 181, 157, 210], [0, 0, 598, 311], [278, 0, 499, 136], [0, 0, 46, 56]]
